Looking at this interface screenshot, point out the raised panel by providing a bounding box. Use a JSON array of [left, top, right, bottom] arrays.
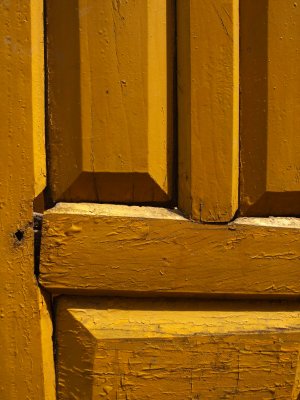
[[177, 0, 239, 222], [47, 0, 174, 203], [240, 0, 300, 216], [56, 297, 300, 399], [40, 203, 300, 297]]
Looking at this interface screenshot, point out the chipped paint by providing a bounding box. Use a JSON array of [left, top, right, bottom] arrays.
[[40, 204, 300, 297], [56, 297, 300, 399]]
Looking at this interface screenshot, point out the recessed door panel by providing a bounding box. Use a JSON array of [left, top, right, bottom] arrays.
[[240, 0, 300, 216], [47, 0, 174, 203], [56, 297, 300, 399]]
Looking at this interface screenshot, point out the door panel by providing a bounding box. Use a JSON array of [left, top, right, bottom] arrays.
[[177, 0, 239, 222], [240, 0, 300, 216], [56, 297, 300, 399], [38, 1, 300, 399], [47, 0, 174, 203], [40, 203, 300, 297]]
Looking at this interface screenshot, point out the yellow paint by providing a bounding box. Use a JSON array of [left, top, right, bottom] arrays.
[[31, 0, 46, 197], [47, 0, 174, 203], [56, 297, 300, 399], [177, 0, 239, 222], [2, 1, 300, 397], [0, 1, 54, 398], [39, 290, 56, 400], [40, 203, 300, 296], [240, 0, 300, 216]]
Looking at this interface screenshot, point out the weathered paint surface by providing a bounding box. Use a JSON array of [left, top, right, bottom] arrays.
[[177, 0, 239, 222], [240, 0, 300, 216], [0, 1, 54, 398], [47, 0, 174, 203], [56, 297, 300, 399], [40, 203, 300, 296]]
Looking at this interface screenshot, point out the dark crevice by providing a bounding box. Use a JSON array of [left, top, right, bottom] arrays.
[[43, 0, 55, 212], [34, 212, 43, 277], [42, 2, 58, 393], [172, 0, 178, 209], [14, 229, 24, 242]]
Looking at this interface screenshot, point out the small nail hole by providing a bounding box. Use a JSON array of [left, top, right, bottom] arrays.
[[14, 229, 24, 242]]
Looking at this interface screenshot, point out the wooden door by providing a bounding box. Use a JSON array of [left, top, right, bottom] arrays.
[[39, 0, 300, 398]]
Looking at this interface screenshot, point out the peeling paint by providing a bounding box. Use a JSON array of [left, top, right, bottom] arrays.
[[40, 204, 300, 297], [56, 297, 300, 399]]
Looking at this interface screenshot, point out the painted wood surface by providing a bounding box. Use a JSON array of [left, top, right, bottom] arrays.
[[32, 0, 46, 197], [47, 0, 174, 203], [56, 296, 300, 399], [240, 0, 300, 216], [0, 1, 54, 398], [39, 290, 56, 400], [40, 203, 300, 297], [177, 0, 239, 222]]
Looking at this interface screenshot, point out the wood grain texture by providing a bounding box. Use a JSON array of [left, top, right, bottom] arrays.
[[56, 296, 300, 399], [177, 0, 239, 222], [47, 0, 174, 203], [0, 1, 55, 398], [40, 203, 300, 297], [240, 0, 300, 216]]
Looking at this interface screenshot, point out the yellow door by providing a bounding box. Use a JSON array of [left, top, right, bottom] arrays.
[[39, 1, 300, 398], [2, 0, 299, 398]]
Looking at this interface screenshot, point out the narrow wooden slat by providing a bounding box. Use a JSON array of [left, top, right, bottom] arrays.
[[47, 0, 174, 203], [177, 0, 239, 222], [56, 297, 300, 399], [31, 0, 46, 197], [40, 203, 300, 297], [0, 1, 54, 398], [240, 0, 300, 216]]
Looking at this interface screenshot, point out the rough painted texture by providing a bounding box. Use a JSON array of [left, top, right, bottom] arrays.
[[47, 0, 174, 203], [177, 0, 239, 222], [240, 0, 300, 216], [40, 203, 300, 296], [0, 1, 55, 398], [56, 297, 300, 399]]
